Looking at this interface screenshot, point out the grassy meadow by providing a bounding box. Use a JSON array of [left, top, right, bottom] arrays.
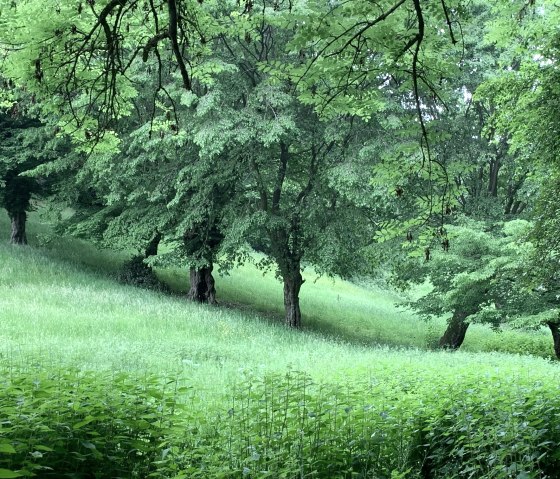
[[1, 211, 560, 478]]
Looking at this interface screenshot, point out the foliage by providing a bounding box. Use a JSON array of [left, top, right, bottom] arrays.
[[419, 379, 560, 479], [0, 0, 221, 149], [2, 220, 560, 477], [117, 254, 169, 291], [0, 112, 57, 212], [0, 366, 183, 478], [395, 219, 536, 327], [475, 0, 560, 327], [4, 364, 560, 479]]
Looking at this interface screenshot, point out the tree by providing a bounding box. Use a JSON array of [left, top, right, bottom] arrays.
[[1, 1, 381, 326], [380, 0, 538, 348], [0, 0, 220, 139], [48, 104, 233, 302], [395, 219, 534, 350], [177, 9, 378, 327], [0, 97, 61, 244], [523, 175, 560, 358], [473, 0, 560, 354], [5, 0, 541, 335]]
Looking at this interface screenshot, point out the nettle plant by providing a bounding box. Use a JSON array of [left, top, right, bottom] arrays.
[[0, 366, 187, 479]]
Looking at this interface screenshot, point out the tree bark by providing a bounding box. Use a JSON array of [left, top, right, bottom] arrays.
[[439, 310, 470, 349], [187, 264, 216, 304], [283, 270, 303, 328], [510, 200, 526, 215], [547, 322, 560, 359], [9, 211, 27, 245], [488, 158, 500, 197]]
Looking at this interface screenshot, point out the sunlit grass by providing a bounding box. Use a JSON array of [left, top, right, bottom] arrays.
[[1, 211, 556, 397]]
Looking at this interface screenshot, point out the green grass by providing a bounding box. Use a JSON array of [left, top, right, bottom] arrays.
[[0, 210, 556, 385], [167, 252, 555, 359], [3, 211, 560, 478]]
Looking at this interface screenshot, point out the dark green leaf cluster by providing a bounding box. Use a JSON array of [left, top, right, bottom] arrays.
[[0, 366, 184, 478], [395, 218, 543, 327]]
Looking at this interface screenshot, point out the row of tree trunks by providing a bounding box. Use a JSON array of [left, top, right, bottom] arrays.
[[9, 215, 560, 357], [440, 314, 560, 360], [186, 258, 303, 326]]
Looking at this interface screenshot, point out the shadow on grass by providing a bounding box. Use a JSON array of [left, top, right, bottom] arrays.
[[159, 264, 418, 351], [6, 212, 549, 358]]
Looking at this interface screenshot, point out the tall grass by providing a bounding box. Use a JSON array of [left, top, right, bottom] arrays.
[[2, 212, 560, 477], [0, 210, 555, 375]]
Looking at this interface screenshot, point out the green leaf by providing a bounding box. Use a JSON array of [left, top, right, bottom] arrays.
[[73, 415, 95, 430], [34, 445, 54, 452], [0, 444, 16, 454], [0, 470, 25, 478]]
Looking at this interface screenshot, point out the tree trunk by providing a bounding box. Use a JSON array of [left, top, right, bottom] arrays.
[[9, 211, 27, 245], [488, 158, 500, 197], [283, 270, 303, 328], [439, 310, 470, 349], [547, 322, 560, 359], [187, 264, 216, 304]]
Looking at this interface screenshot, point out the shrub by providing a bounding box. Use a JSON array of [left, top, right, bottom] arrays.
[[166, 371, 560, 479], [419, 382, 560, 478], [3, 367, 560, 478], [117, 255, 168, 292], [0, 367, 182, 478]]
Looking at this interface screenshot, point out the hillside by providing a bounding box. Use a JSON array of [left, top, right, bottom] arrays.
[[0, 211, 554, 364], [2, 213, 560, 477]]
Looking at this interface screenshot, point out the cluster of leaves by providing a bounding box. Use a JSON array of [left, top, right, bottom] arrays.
[[422, 382, 560, 478], [201, 371, 421, 478], [117, 255, 169, 291], [0, 366, 185, 478], [394, 219, 548, 328], [3, 365, 560, 478]]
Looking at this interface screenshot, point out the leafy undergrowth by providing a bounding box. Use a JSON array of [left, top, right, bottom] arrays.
[[1, 365, 560, 478]]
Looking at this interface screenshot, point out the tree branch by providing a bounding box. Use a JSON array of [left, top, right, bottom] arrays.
[[167, 0, 191, 90]]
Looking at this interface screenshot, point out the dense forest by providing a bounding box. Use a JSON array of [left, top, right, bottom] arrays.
[[2, 1, 560, 478]]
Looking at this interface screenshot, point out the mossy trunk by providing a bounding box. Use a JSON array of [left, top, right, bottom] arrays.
[[187, 264, 216, 304], [547, 322, 560, 359], [439, 310, 470, 350], [283, 270, 303, 328], [9, 211, 27, 245]]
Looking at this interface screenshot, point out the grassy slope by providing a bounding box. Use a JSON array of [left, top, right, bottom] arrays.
[[0, 219, 560, 477], [1, 212, 558, 395]]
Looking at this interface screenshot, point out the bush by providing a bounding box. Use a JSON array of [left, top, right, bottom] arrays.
[[3, 368, 560, 478], [0, 367, 182, 478], [482, 330, 555, 360], [117, 255, 168, 292], [420, 382, 560, 478], [166, 371, 560, 479], [161, 370, 423, 478]]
